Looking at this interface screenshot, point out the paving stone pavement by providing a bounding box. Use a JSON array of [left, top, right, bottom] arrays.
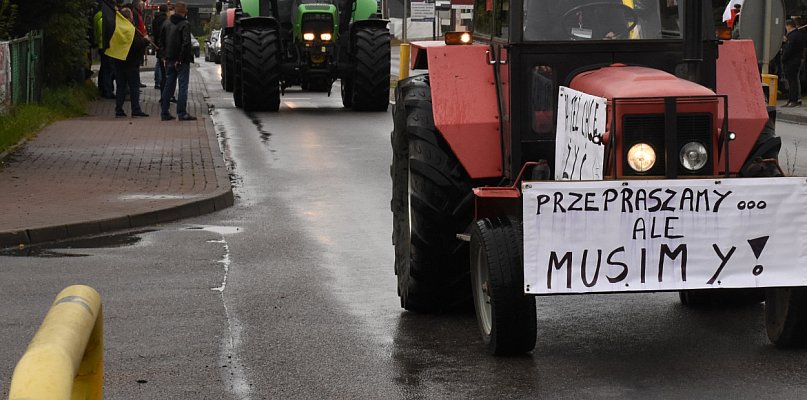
[[0, 66, 233, 248]]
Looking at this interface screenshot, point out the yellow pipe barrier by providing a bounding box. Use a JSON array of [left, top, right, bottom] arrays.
[[399, 43, 410, 80], [9, 285, 103, 400], [761, 73, 779, 106]]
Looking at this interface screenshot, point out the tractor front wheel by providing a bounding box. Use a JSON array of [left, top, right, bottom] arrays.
[[391, 75, 473, 312], [470, 217, 536, 356], [240, 27, 281, 111], [766, 287, 807, 347], [349, 26, 390, 111], [341, 77, 353, 108]]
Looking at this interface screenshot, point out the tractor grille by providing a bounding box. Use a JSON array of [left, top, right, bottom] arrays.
[[622, 113, 713, 176], [302, 14, 333, 36]]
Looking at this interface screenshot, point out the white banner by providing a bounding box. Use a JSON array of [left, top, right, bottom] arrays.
[[522, 178, 807, 294], [555, 86, 606, 181]]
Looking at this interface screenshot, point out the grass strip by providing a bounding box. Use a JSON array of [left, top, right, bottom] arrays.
[[0, 81, 97, 155]]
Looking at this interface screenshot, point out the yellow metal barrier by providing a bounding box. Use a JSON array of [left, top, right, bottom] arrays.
[[9, 285, 103, 400], [399, 43, 410, 80], [761, 73, 778, 106]]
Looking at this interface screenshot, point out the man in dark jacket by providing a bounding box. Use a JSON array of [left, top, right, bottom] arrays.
[[151, 4, 168, 89], [160, 1, 196, 121], [782, 19, 807, 107], [114, 8, 149, 117]]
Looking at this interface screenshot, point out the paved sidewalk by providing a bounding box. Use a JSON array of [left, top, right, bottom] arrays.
[[0, 66, 233, 248]]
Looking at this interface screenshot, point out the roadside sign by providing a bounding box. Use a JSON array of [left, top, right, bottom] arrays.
[[411, 0, 435, 22], [522, 178, 807, 294]]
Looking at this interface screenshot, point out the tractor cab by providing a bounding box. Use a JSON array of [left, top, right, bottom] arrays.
[[469, 0, 729, 180]]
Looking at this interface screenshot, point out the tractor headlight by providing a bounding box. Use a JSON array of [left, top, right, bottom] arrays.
[[627, 143, 656, 173], [320, 33, 332, 41], [303, 33, 315, 41], [680, 141, 708, 171]]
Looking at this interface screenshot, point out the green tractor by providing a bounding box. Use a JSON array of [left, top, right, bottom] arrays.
[[216, 0, 390, 111]]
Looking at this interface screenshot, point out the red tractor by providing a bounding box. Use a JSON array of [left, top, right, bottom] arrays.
[[391, 0, 804, 356]]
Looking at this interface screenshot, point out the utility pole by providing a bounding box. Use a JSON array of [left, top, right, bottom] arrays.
[[762, 0, 773, 73], [402, 0, 408, 43]]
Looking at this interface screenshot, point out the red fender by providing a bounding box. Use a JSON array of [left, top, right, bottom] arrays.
[[222, 8, 236, 29], [411, 41, 503, 179], [715, 40, 769, 172]]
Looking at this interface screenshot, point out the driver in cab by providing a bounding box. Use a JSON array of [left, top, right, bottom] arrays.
[[524, 0, 642, 41]]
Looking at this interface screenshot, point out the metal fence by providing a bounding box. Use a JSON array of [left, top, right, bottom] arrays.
[[6, 30, 43, 106]]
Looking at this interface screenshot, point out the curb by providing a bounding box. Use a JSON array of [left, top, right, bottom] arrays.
[[777, 110, 807, 125], [0, 69, 234, 250]]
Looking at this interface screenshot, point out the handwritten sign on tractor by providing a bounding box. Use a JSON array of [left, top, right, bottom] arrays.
[[522, 178, 807, 294], [555, 87, 606, 181]]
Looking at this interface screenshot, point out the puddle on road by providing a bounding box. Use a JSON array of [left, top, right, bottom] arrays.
[[186, 225, 242, 235], [0, 229, 155, 258]]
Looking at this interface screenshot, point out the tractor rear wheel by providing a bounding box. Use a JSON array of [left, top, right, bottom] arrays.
[[391, 75, 473, 312], [240, 27, 281, 112], [350, 26, 390, 111], [222, 36, 234, 92], [470, 217, 536, 356], [766, 287, 807, 347]]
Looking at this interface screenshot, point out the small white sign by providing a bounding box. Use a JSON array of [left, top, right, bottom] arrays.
[[522, 178, 807, 294], [410, 1, 435, 22], [555, 86, 606, 181]]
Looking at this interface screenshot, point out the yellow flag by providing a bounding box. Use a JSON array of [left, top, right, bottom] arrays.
[[105, 11, 135, 61]]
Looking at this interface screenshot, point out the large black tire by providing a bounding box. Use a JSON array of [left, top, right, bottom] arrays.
[[340, 77, 353, 108], [766, 287, 807, 347], [470, 217, 536, 356], [222, 36, 235, 92], [391, 75, 474, 312], [240, 28, 281, 111], [350, 26, 390, 111], [233, 58, 243, 108]]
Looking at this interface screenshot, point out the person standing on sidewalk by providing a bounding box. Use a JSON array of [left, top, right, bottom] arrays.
[[114, 8, 150, 118], [152, 4, 169, 90], [161, 1, 197, 121], [782, 19, 807, 107], [94, 4, 115, 99]]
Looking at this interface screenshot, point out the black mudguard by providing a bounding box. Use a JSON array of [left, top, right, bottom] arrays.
[[348, 19, 389, 53], [238, 16, 280, 30], [740, 106, 783, 177]]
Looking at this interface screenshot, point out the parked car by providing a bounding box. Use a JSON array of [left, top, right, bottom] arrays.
[[191, 34, 200, 58], [205, 29, 221, 63]]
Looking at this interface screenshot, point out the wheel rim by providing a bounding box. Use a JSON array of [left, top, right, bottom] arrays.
[[473, 244, 493, 336]]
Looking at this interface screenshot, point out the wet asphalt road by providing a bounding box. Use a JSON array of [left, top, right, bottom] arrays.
[[3, 60, 807, 399]]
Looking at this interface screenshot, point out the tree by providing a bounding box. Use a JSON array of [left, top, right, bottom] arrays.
[[0, 0, 16, 40], [12, 0, 96, 85]]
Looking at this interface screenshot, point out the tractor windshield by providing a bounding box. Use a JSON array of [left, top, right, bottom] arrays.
[[523, 0, 682, 41]]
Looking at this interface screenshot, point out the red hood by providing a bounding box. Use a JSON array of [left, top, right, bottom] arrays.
[[569, 65, 715, 99]]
